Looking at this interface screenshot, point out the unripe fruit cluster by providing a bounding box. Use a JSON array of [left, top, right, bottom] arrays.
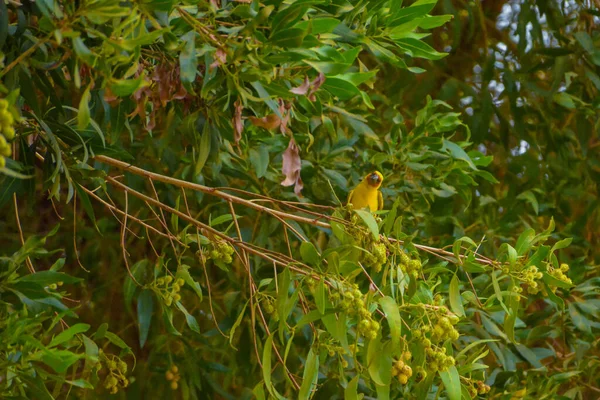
[[99, 350, 129, 394], [0, 99, 15, 169], [392, 351, 413, 384], [431, 316, 460, 342], [549, 263, 572, 287], [165, 365, 181, 390], [398, 250, 422, 280], [207, 241, 235, 264], [156, 276, 185, 306], [521, 265, 543, 294], [424, 345, 455, 372], [339, 286, 379, 340], [475, 380, 491, 395], [362, 241, 387, 273]]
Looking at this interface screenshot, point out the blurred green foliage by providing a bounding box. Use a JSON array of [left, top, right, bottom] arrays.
[[0, 0, 599, 399]]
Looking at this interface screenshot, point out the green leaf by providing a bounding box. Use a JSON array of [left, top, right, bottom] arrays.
[[178, 266, 203, 301], [270, 27, 307, 48], [378, 296, 401, 348], [323, 77, 361, 100], [367, 335, 392, 386], [49, 323, 90, 347], [517, 191, 539, 215], [176, 301, 200, 333], [303, 60, 350, 75], [18, 271, 82, 286], [72, 37, 96, 66], [300, 241, 321, 265], [515, 228, 536, 256], [553, 92, 576, 109], [396, 37, 447, 60], [66, 379, 94, 389], [344, 375, 364, 400], [504, 283, 520, 344], [250, 146, 270, 178], [105, 331, 131, 351], [229, 302, 248, 350], [137, 289, 154, 348], [195, 123, 212, 175], [179, 32, 198, 89], [295, 18, 340, 34], [108, 76, 149, 97], [449, 275, 465, 317], [0, 0, 8, 48], [574, 32, 600, 66], [77, 86, 91, 130], [439, 365, 461, 400], [354, 209, 380, 240], [298, 347, 319, 399], [315, 279, 326, 314], [74, 183, 99, 233], [389, 0, 437, 26], [442, 140, 477, 170], [140, 0, 174, 12], [40, 349, 83, 373], [262, 333, 285, 399], [551, 237, 573, 253]]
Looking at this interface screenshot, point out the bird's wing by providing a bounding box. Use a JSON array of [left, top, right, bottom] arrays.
[[377, 191, 383, 210], [347, 189, 355, 206]]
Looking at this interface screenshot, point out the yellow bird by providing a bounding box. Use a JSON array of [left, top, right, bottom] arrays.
[[347, 171, 384, 212]]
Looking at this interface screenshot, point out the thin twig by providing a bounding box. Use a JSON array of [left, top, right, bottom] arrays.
[[120, 191, 140, 285], [95, 155, 331, 229], [13, 194, 35, 274], [72, 191, 90, 272]]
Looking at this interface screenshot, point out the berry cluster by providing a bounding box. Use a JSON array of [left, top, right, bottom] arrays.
[[524, 263, 571, 295], [165, 365, 181, 390], [431, 316, 460, 342], [0, 99, 15, 169], [521, 265, 543, 294], [99, 350, 129, 394], [424, 345, 455, 372], [344, 211, 388, 273], [549, 263, 572, 288], [412, 309, 459, 372], [398, 249, 422, 280], [392, 352, 413, 384], [362, 241, 387, 273], [156, 276, 185, 306], [338, 286, 380, 340], [207, 241, 235, 264], [468, 380, 491, 397]]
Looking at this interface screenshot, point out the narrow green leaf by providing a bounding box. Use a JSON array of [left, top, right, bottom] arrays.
[[49, 323, 90, 347], [354, 209, 379, 240], [195, 123, 211, 175], [77, 86, 91, 130], [439, 365, 461, 400], [300, 241, 321, 265], [176, 301, 200, 333], [298, 347, 319, 399], [137, 289, 154, 347], [344, 375, 363, 400], [229, 302, 248, 350], [449, 275, 465, 317], [378, 296, 401, 348]]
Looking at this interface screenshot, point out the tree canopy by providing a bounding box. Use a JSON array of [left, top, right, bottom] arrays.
[[0, 0, 599, 399]]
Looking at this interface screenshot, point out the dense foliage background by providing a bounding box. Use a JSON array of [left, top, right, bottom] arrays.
[[0, 0, 599, 399]]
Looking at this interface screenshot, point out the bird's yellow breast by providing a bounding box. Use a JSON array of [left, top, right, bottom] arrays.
[[349, 182, 379, 212]]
